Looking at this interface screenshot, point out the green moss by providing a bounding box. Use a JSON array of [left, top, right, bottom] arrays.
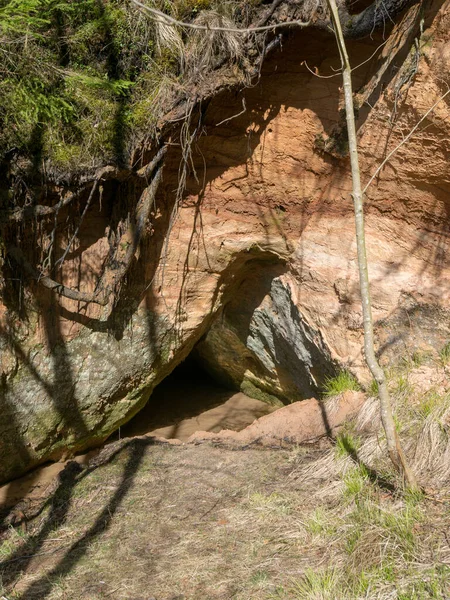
[[0, 0, 260, 174], [0, 1, 146, 171], [240, 378, 284, 407], [159, 331, 178, 365]]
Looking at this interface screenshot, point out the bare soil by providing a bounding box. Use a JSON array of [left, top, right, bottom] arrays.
[[0, 432, 449, 600], [1, 363, 450, 599], [0, 371, 274, 511], [0, 371, 360, 513]]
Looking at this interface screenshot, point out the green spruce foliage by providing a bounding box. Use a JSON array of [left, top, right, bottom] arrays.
[[0, 0, 248, 174], [1, 1, 136, 170]]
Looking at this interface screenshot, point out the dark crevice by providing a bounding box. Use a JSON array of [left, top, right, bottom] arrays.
[[119, 355, 274, 441]]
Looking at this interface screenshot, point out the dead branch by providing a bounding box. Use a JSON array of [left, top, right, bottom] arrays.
[[132, 0, 420, 39], [0, 192, 78, 224], [130, 0, 312, 32], [1, 160, 165, 226], [136, 145, 168, 179]]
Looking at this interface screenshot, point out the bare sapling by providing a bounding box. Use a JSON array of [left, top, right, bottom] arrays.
[[325, 0, 418, 489]]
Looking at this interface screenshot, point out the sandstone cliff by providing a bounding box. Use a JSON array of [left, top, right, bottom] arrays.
[[1, 0, 449, 482]]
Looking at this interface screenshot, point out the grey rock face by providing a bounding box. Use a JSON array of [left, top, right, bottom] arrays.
[[0, 312, 170, 483], [195, 274, 337, 406]]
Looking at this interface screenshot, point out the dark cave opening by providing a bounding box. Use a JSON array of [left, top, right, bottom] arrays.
[[120, 355, 275, 442], [120, 254, 338, 442]]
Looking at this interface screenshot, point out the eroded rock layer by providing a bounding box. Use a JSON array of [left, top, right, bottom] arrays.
[[1, 0, 450, 482]]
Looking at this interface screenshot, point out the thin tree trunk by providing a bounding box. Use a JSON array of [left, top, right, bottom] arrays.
[[325, 0, 418, 489]]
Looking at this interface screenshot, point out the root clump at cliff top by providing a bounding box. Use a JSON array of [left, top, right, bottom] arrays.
[[0, 0, 419, 184]]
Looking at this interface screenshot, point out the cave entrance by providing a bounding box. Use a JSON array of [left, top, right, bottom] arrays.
[[122, 257, 337, 442], [120, 356, 276, 442]]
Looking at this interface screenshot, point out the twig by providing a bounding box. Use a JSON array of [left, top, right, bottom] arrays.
[[302, 60, 337, 79], [130, 0, 311, 32], [302, 39, 389, 79], [352, 39, 389, 73], [0, 191, 77, 224], [216, 98, 246, 126], [362, 88, 450, 194], [41, 202, 61, 273], [55, 179, 100, 270]]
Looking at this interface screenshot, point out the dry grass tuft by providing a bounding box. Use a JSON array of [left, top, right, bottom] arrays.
[[186, 10, 243, 73], [410, 393, 450, 485]]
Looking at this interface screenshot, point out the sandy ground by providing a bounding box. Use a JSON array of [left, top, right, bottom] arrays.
[[0, 436, 449, 600], [0, 371, 275, 510], [1, 359, 450, 599], [0, 363, 365, 512], [144, 392, 276, 441]]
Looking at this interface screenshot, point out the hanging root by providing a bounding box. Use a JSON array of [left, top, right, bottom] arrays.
[[55, 179, 101, 271], [97, 159, 165, 308], [6, 149, 166, 311]]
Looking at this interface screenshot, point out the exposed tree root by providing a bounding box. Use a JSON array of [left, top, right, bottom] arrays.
[[1, 192, 79, 224], [1, 154, 168, 226], [5, 149, 166, 309], [96, 159, 165, 313]]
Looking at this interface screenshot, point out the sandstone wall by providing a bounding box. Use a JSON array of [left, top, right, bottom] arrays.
[[1, 0, 449, 482]]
